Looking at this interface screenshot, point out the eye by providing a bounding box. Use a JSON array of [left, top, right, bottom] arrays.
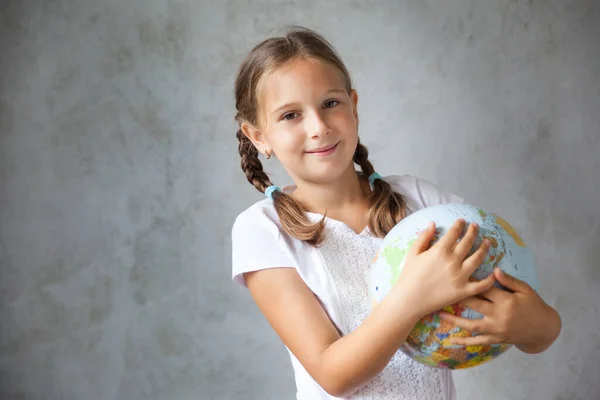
[[281, 112, 299, 121], [324, 100, 340, 109]]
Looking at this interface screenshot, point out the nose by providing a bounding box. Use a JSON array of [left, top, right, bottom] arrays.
[[307, 110, 330, 138]]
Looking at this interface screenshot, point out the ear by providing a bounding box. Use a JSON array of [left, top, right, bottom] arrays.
[[241, 122, 270, 156], [350, 89, 359, 126]]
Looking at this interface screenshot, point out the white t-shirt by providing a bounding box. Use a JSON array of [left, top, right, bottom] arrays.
[[231, 174, 464, 400]]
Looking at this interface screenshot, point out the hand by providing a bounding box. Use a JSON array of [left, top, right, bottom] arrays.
[[395, 219, 496, 319], [439, 268, 562, 353]]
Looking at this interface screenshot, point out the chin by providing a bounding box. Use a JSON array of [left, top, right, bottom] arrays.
[[313, 163, 356, 184]]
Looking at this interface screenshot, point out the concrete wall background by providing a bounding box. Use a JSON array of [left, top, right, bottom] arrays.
[[1, 0, 598, 399]]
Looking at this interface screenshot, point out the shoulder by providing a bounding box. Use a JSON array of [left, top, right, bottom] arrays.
[[232, 198, 283, 237], [231, 198, 301, 287], [383, 174, 464, 212]]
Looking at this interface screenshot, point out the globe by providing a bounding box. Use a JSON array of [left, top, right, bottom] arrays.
[[368, 203, 539, 369]]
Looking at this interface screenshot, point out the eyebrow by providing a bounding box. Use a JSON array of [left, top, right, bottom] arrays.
[[270, 88, 347, 115]]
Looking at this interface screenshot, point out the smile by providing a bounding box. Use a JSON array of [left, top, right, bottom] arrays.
[[305, 142, 339, 156]]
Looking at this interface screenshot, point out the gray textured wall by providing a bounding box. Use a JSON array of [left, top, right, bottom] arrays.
[[1, 1, 598, 399]]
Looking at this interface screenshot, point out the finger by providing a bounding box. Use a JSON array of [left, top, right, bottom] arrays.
[[453, 222, 479, 258], [462, 238, 491, 275], [494, 267, 533, 294], [448, 335, 505, 347], [438, 312, 481, 332], [478, 284, 510, 303], [465, 273, 496, 297], [458, 296, 493, 315], [436, 219, 466, 249], [409, 222, 436, 256]]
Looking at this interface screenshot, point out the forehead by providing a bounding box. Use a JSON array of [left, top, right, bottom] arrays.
[[259, 58, 346, 111]]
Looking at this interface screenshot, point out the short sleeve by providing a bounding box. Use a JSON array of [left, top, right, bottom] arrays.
[[385, 174, 464, 211], [411, 176, 464, 207], [231, 206, 299, 288]]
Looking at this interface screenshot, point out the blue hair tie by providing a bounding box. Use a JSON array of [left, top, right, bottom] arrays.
[[264, 185, 281, 200], [368, 172, 382, 185]]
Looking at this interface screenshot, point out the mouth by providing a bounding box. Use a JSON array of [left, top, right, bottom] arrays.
[[305, 142, 339, 156]]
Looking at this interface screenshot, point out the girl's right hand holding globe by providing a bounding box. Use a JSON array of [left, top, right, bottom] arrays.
[[393, 219, 496, 320]]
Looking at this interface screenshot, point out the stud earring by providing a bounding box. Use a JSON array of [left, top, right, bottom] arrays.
[[265, 150, 272, 159]]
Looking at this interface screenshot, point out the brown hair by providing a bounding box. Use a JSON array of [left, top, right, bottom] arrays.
[[234, 26, 406, 246]]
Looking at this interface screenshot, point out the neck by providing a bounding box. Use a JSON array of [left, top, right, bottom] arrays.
[[290, 165, 370, 216]]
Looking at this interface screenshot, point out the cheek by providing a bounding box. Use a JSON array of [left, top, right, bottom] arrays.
[[344, 136, 359, 159], [333, 109, 358, 133], [270, 126, 304, 155], [336, 114, 359, 142], [281, 130, 305, 151]]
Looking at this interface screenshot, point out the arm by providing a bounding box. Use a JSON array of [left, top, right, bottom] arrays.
[[246, 219, 494, 397], [231, 210, 419, 396], [515, 303, 561, 354], [246, 267, 421, 397]]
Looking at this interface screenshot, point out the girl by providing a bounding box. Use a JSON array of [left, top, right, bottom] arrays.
[[230, 27, 561, 399]]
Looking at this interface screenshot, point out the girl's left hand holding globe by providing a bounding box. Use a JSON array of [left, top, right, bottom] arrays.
[[439, 267, 562, 354]]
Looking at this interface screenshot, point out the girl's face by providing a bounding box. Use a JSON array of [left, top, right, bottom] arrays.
[[243, 58, 359, 186]]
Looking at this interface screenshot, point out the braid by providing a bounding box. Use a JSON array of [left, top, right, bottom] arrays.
[[353, 140, 407, 237], [236, 129, 272, 194], [353, 138, 375, 181]]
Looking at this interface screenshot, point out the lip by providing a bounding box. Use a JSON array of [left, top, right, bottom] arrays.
[[305, 142, 339, 154]]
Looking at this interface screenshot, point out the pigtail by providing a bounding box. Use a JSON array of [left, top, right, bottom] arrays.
[[236, 129, 326, 245], [353, 140, 407, 237], [236, 128, 273, 193]]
